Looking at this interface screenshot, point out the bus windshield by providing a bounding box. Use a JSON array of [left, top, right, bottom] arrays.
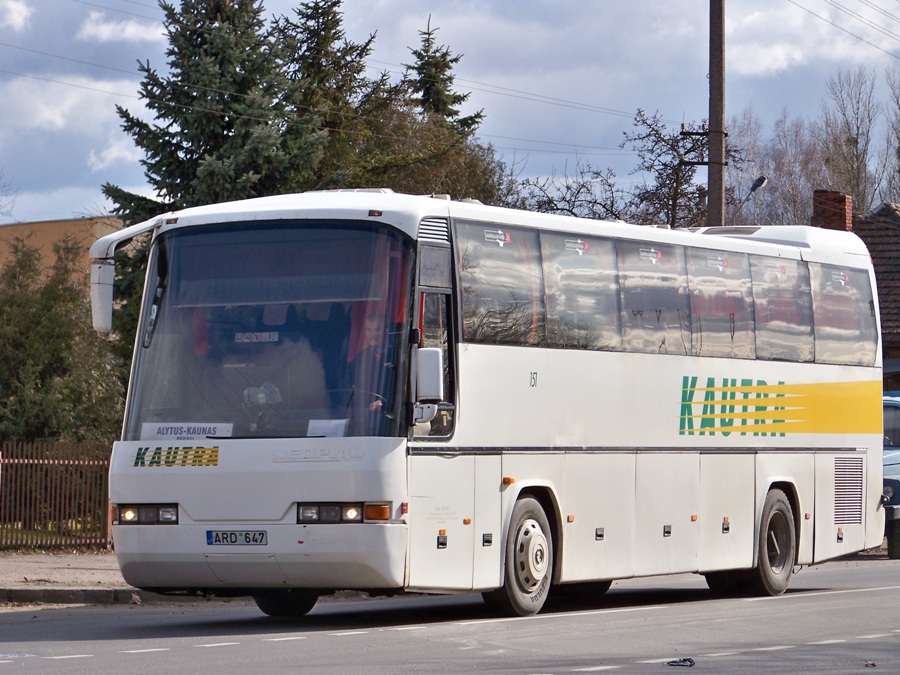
[[123, 221, 414, 442]]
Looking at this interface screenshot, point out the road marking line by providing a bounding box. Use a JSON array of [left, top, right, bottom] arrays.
[[44, 655, 93, 659], [701, 652, 740, 657], [456, 605, 666, 626], [744, 585, 900, 602], [194, 643, 240, 648], [752, 646, 794, 651], [572, 666, 620, 671], [120, 648, 171, 653], [329, 631, 368, 636], [637, 657, 679, 664], [856, 634, 891, 639], [264, 637, 307, 642], [390, 626, 425, 631], [808, 640, 846, 645]]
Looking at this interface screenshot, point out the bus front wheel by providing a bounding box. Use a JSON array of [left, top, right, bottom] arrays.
[[253, 589, 319, 617], [483, 496, 553, 616], [752, 489, 796, 596]]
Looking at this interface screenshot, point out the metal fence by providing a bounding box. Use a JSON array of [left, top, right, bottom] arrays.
[[0, 441, 111, 550]]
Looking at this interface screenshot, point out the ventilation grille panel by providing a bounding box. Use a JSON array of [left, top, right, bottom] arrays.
[[834, 456, 863, 525], [419, 217, 450, 243]]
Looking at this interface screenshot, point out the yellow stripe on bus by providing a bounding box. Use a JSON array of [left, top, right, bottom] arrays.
[[679, 379, 882, 436]]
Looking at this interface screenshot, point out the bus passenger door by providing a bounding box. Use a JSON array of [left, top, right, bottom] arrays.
[[407, 453, 475, 591]]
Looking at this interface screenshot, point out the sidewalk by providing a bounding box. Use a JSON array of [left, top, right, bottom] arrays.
[[0, 551, 148, 605]]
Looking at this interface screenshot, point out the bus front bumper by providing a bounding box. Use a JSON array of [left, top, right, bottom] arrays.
[[112, 522, 408, 593]]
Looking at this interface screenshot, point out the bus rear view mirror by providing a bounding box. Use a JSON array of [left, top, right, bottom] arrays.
[[91, 261, 115, 332]]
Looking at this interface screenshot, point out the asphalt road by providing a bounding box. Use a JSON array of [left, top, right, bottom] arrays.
[[0, 557, 898, 673]]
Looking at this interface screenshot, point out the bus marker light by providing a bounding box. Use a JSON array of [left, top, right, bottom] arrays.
[[567, 515, 575, 523], [368, 210, 383, 217], [439, 529, 446, 536], [401, 502, 409, 515], [364, 504, 391, 520], [502, 476, 515, 485], [805, 513, 811, 520], [691, 514, 698, 522], [342, 506, 361, 522], [463, 518, 471, 525]]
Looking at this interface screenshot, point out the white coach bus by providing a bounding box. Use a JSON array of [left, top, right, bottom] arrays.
[[91, 190, 883, 617]]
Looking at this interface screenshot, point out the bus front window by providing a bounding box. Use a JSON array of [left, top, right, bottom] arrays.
[[123, 222, 414, 442]]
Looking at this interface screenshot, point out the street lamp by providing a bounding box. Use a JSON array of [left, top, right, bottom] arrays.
[[735, 175, 767, 223]]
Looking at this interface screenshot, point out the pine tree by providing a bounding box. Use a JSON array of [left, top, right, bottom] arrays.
[[102, 0, 324, 216], [404, 16, 484, 134], [0, 237, 123, 443], [271, 0, 393, 189], [101, 0, 326, 381]]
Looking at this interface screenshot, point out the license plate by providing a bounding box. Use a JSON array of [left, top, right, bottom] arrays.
[[206, 530, 268, 545]]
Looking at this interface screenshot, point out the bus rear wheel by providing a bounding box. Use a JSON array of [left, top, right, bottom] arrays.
[[253, 589, 319, 617], [482, 496, 553, 617], [752, 489, 796, 596]]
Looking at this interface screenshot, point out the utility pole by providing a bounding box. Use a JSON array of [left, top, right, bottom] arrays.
[[708, 0, 726, 226]]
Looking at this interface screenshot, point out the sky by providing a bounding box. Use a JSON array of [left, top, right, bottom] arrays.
[[1, 0, 899, 224]]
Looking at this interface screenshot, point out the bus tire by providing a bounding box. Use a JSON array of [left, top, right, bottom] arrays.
[[752, 489, 796, 596], [252, 589, 319, 617], [888, 520, 900, 560], [482, 497, 553, 617]]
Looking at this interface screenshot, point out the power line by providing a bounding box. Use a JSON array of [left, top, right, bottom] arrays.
[[785, 0, 900, 60]]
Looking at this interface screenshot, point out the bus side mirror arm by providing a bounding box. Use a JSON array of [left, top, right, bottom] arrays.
[[89, 215, 164, 333], [413, 347, 443, 425]]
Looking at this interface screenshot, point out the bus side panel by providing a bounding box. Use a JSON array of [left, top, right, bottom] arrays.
[[407, 454, 475, 592], [755, 453, 815, 565], [634, 452, 700, 576], [559, 452, 636, 583], [813, 452, 866, 562], [472, 454, 503, 590], [697, 454, 755, 572]]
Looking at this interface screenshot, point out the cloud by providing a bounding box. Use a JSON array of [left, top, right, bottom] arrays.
[[1, 75, 142, 136], [0, 0, 33, 32], [0, 185, 114, 224], [76, 10, 164, 44], [727, 5, 895, 77], [88, 136, 142, 172]]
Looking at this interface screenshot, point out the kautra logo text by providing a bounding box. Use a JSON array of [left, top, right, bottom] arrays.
[[679, 376, 786, 437]]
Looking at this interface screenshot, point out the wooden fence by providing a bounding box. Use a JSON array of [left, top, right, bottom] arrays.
[[0, 441, 112, 550]]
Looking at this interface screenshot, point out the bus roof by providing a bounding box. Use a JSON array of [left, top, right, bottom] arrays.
[[90, 190, 873, 268]]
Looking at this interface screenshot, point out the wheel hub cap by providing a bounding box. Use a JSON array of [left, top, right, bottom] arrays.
[[514, 518, 549, 591]]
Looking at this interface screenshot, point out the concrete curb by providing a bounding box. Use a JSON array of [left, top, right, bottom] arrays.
[[1, 588, 204, 605]]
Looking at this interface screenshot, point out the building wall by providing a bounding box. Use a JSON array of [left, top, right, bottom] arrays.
[[0, 216, 122, 275]]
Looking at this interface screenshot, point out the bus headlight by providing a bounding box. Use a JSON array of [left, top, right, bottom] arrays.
[[115, 504, 179, 525], [297, 502, 391, 523]]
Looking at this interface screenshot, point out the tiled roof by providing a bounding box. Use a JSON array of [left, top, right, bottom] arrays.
[[854, 204, 900, 348]]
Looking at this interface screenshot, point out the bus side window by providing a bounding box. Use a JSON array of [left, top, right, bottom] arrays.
[[750, 256, 814, 362], [809, 262, 877, 366], [685, 248, 755, 359], [617, 241, 691, 355], [417, 292, 455, 437]]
